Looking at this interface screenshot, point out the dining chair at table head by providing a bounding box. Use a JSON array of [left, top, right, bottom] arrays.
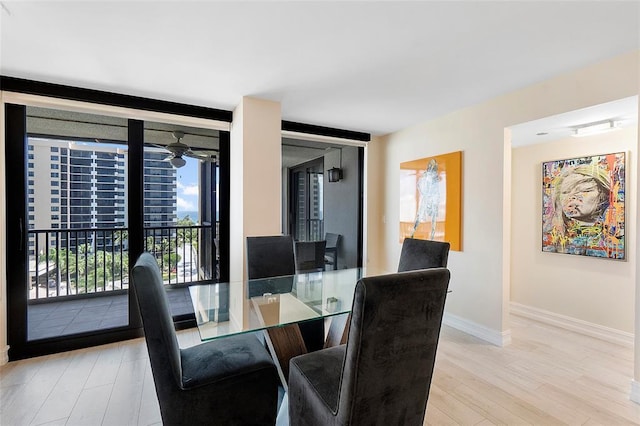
[[246, 235, 296, 279], [246, 235, 325, 352], [398, 237, 450, 272], [295, 240, 327, 273], [324, 232, 341, 270], [246, 235, 296, 298], [288, 268, 451, 426], [131, 252, 279, 426]]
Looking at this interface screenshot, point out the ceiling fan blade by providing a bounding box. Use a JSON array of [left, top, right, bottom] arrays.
[[147, 143, 168, 149], [190, 148, 219, 156], [187, 146, 219, 152], [185, 151, 216, 161]]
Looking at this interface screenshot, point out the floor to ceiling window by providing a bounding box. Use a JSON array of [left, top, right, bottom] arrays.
[[142, 121, 222, 325], [25, 107, 131, 341], [3, 82, 231, 360]]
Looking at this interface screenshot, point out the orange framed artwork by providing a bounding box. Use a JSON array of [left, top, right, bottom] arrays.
[[399, 151, 462, 250]]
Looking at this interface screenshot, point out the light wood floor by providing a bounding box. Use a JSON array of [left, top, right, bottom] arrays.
[[1, 315, 638, 425]]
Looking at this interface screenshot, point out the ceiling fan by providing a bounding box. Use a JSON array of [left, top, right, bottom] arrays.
[[155, 131, 217, 168]]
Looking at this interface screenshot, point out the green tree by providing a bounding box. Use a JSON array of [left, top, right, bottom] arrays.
[[177, 215, 198, 250], [114, 229, 128, 248]]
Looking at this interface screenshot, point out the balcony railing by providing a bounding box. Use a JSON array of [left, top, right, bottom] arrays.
[[28, 224, 217, 301]]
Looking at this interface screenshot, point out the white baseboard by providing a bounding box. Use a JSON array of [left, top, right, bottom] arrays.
[[443, 312, 511, 347], [631, 380, 640, 404], [510, 302, 633, 347], [0, 345, 9, 365]]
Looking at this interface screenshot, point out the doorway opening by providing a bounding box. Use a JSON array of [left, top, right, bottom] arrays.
[[282, 137, 364, 270]]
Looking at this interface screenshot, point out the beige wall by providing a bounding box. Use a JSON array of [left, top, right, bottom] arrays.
[[373, 50, 639, 341], [229, 97, 282, 284], [365, 135, 385, 275], [511, 127, 637, 333], [377, 105, 509, 341]]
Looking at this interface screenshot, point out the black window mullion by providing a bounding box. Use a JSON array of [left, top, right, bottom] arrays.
[[218, 131, 230, 283], [5, 103, 28, 357], [127, 119, 144, 328]]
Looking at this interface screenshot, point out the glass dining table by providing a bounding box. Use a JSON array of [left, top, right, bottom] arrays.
[[188, 268, 365, 388]]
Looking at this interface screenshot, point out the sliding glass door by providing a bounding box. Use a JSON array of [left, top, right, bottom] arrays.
[[5, 102, 229, 360], [24, 107, 131, 341], [284, 140, 364, 270]]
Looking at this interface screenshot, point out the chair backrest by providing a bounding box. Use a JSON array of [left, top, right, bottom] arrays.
[[325, 232, 341, 249], [246, 235, 296, 298], [131, 253, 182, 388], [295, 240, 327, 272], [338, 268, 450, 424], [398, 237, 450, 272], [246, 235, 296, 279]]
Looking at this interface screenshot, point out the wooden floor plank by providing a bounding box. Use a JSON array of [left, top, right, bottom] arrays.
[[102, 358, 147, 426], [65, 383, 112, 426], [136, 363, 162, 426], [83, 342, 125, 389], [29, 348, 99, 425], [428, 385, 487, 425], [423, 404, 461, 425], [1, 353, 73, 425]]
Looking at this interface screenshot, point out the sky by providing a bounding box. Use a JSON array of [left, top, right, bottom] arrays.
[[175, 157, 199, 214]]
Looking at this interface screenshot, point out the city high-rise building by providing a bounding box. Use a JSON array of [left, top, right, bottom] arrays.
[[27, 138, 177, 255]]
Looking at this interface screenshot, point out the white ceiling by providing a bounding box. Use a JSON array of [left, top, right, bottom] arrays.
[[1, 1, 639, 136]]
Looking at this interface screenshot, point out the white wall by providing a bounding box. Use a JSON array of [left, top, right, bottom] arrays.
[[511, 127, 637, 333], [372, 50, 639, 344]]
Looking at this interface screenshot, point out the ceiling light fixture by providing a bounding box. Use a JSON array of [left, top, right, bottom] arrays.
[[571, 120, 622, 137]]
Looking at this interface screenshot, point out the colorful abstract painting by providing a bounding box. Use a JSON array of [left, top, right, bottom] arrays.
[[399, 151, 462, 250], [542, 152, 625, 259]]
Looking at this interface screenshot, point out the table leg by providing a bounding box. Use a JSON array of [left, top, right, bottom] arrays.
[[263, 325, 307, 391], [324, 313, 350, 348]]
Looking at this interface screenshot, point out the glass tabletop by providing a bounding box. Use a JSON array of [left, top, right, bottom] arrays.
[[189, 268, 364, 341]]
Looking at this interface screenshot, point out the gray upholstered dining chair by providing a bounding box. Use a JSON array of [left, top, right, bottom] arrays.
[[246, 235, 296, 279], [324, 232, 341, 270], [246, 235, 324, 352], [398, 237, 450, 272], [288, 268, 450, 426], [294, 240, 327, 273], [131, 252, 279, 426]]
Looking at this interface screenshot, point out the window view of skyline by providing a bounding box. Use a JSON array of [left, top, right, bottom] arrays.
[[19, 106, 220, 343], [26, 136, 212, 302]]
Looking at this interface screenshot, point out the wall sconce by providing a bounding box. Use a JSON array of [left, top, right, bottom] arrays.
[[327, 167, 342, 182], [328, 148, 343, 183]]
